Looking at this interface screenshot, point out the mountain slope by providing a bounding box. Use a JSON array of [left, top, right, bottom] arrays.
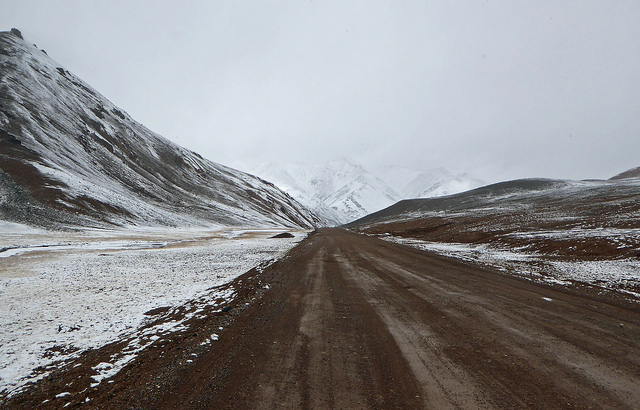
[[610, 166, 640, 180], [374, 165, 485, 199], [316, 159, 402, 224], [347, 177, 640, 260], [256, 159, 403, 225], [0, 30, 319, 229], [345, 175, 640, 306], [255, 159, 484, 226]]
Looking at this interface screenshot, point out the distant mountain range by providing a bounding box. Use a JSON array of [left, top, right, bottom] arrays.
[[0, 29, 319, 229], [8, 28, 630, 232], [255, 159, 484, 225]]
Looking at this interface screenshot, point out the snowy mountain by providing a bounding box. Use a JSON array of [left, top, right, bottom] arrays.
[[319, 159, 403, 224], [347, 175, 640, 265], [346, 177, 640, 303], [0, 29, 319, 229], [255, 159, 400, 225], [374, 165, 485, 199], [255, 159, 483, 225]]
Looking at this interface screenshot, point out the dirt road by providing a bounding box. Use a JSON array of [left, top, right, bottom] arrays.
[[6, 228, 640, 409]]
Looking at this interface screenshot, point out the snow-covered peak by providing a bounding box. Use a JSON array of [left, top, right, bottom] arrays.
[[255, 158, 483, 225], [374, 165, 484, 199]]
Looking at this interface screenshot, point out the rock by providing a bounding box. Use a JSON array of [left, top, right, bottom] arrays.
[[271, 232, 294, 238], [10, 28, 23, 39]]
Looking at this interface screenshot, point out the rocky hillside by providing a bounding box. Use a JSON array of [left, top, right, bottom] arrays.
[[610, 166, 640, 180], [0, 29, 319, 229], [347, 177, 640, 260]]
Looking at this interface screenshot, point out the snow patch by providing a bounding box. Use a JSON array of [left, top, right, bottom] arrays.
[[0, 228, 304, 396], [384, 236, 640, 299]]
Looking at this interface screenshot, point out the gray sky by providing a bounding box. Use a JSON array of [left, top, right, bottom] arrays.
[[2, 1, 640, 183]]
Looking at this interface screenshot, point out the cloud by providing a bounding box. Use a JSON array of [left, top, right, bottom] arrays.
[[2, 0, 639, 182]]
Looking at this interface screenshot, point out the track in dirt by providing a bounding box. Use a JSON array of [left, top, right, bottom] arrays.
[[159, 228, 640, 409], [6, 228, 640, 409]]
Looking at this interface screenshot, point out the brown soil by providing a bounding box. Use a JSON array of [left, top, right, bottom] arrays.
[[4, 229, 640, 409], [351, 178, 640, 264], [361, 213, 640, 261]]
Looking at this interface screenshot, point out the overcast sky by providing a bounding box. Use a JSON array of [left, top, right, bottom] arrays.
[[2, 1, 640, 183]]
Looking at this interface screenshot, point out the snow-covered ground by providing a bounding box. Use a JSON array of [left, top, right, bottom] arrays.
[[383, 236, 640, 300], [0, 223, 306, 396]]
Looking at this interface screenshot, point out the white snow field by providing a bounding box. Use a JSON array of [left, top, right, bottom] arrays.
[[0, 224, 306, 396]]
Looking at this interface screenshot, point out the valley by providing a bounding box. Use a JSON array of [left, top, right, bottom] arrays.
[[2, 27, 640, 409], [4, 229, 639, 409]]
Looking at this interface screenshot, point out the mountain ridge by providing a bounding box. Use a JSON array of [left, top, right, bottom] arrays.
[[0, 30, 319, 229], [254, 158, 484, 225], [346, 176, 640, 263], [610, 166, 640, 180]]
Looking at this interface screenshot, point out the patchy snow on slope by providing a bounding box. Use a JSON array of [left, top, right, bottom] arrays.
[[1, 31, 319, 230], [0, 228, 305, 396], [550, 260, 640, 290], [384, 236, 640, 299], [0, 221, 45, 234]]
